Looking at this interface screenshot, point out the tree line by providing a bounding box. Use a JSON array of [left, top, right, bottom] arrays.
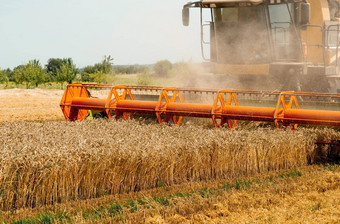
[[0, 58, 175, 88], [0, 56, 115, 88]]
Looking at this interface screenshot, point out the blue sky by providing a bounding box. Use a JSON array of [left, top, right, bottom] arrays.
[[0, 0, 203, 69]]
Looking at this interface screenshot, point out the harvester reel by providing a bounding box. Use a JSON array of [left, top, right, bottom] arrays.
[[60, 83, 340, 130]]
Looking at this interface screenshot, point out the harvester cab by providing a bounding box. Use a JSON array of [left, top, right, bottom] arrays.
[[183, 0, 340, 93]]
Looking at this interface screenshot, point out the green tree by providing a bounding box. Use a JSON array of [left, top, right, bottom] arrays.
[[19, 64, 32, 88], [113, 64, 150, 74], [89, 71, 104, 83], [81, 55, 114, 82], [88, 70, 115, 84], [46, 58, 77, 83], [100, 55, 114, 74], [3, 68, 13, 82], [153, 60, 172, 77], [29, 60, 46, 87], [13, 65, 25, 85], [0, 69, 9, 87], [46, 58, 65, 80], [56, 63, 77, 89], [82, 65, 96, 82], [12, 60, 45, 88]]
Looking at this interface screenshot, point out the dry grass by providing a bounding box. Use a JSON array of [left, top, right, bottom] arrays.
[[0, 119, 338, 211]]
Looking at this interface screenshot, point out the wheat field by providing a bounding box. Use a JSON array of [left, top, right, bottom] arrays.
[[0, 88, 64, 122], [1, 119, 338, 211], [0, 89, 339, 223]]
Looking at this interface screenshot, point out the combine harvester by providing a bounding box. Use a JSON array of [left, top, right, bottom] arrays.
[[60, 83, 340, 130], [60, 0, 340, 129], [182, 0, 340, 92]]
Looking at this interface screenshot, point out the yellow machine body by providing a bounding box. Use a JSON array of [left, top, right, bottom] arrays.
[[183, 0, 340, 92]]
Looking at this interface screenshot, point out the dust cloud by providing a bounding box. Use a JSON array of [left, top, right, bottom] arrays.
[[171, 62, 282, 92]]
